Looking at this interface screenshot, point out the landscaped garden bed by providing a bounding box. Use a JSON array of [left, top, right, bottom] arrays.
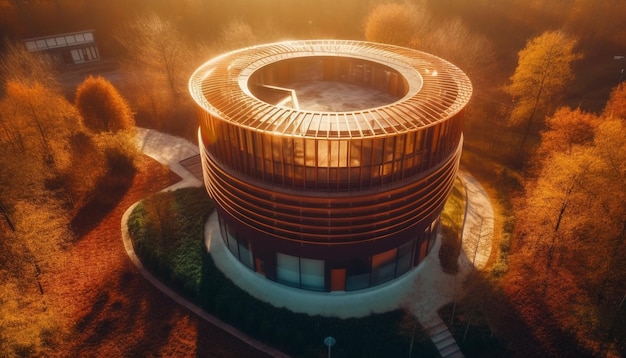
[[128, 186, 440, 358]]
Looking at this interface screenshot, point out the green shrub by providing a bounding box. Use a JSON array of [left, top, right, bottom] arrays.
[[439, 179, 466, 274], [128, 186, 440, 358], [499, 233, 511, 254]]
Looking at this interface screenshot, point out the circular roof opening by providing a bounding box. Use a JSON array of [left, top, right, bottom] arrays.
[[247, 56, 410, 112], [189, 40, 472, 137]]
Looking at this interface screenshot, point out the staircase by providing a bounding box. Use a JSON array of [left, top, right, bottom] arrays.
[[422, 315, 464, 358]]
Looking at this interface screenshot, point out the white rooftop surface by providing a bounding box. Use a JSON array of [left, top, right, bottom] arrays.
[[287, 81, 398, 112]]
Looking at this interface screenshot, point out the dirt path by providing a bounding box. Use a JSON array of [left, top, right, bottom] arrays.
[[40, 156, 269, 357]]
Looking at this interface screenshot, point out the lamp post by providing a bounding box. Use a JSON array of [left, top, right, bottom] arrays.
[[324, 336, 336, 358]]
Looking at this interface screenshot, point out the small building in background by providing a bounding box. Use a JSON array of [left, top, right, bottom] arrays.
[[23, 30, 100, 65]]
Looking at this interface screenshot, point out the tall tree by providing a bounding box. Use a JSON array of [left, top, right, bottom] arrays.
[[536, 106, 599, 159], [59, 131, 106, 209], [0, 80, 80, 176], [363, 2, 429, 47], [506, 30, 582, 153], [0, 79, 77, 358], [509, 99, 626, 354], [74, 75, 135, 133], [218, 18, 259, 51], [602, 82, 626, 119], [0, 38, 58, 89], [419, 17, 496, 91], [116, 13, 196, 132]]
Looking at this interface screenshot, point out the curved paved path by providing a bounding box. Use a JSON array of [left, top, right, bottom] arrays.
[[122, 128, 495, 358], [207, 171, 494, 320], [122, 128, 289, 358]]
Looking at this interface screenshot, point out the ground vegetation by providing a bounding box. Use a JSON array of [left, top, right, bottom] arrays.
[[0, 1, 625, 357], [128, 187, 439, 358], [506, 31, 582, 154]]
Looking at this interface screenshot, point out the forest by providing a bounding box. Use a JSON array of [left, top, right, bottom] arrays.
[[1, 0, 625, 357]]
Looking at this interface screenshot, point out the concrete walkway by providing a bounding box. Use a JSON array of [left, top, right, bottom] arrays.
[[408, 171, 494, 358], [122, 128, 289, 358], [122, 128, 495, 358], [134, 128, 203, 190]]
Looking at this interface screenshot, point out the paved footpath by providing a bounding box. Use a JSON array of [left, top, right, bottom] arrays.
[[409, 171, 494, 358], [123, 128, 495, 358], [122, 128, 290, 358]]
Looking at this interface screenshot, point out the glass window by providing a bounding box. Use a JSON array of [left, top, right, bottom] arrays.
[[293, 138, 304, 165], [397, 240, 414, 275], [395, 135, 405, 159], [417, 231, 430, 264], [25, 41, 37, 51], [346, 258, 370, 291], [246, 131, 255, 156], [405, 132, 416, 155], [219, 217, 228, 245], [305, 139, 316, 166], [271, 136, 282, 163], [71, 49, 81, 62], [277, 253, 300, 287], [350, 141, 361, 166], [226, 231, 237, 255], [89, 46, 98, 60], [346, 273, 370, 291], [318, 140, 329, 166], [329, 140, 338, 167], [415, 131, 424, 151], [372, 248, 397, 284], [372, 138, 383, 164], [384, 137, 395, 163], [300, 258, 324, 291], [428, 219, 440, 253], [239, 241, 253, 269], [339, 140, 348, 167], [361, 139, 373, 166]]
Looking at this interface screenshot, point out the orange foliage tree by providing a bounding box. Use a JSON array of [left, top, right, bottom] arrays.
[[0, 39, 58, 88], [74, 75, 135, 133], [535, 107, 600, 160], [506, 85, 626, 355], [0, 79, 82, 355], [363, 2, 428, 47], [603, 83, 626, 119], [506, 30, 582, 153]]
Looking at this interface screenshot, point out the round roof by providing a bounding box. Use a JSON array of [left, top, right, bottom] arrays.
[[189, 40, 472, 138]]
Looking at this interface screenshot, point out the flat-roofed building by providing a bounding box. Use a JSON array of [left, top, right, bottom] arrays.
[[189, 40, 472, 292], [23, 30, 100, 65]]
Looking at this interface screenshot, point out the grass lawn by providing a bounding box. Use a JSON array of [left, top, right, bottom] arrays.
[[439, 178, 466, 274], [128, 186, 441, 358]]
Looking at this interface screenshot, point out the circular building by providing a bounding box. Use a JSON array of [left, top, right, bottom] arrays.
[[189, 40, 472, 292]]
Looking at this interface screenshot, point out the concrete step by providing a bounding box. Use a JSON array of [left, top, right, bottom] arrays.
[[434, 335, 456, 350], [431, 329, 452, 344], [440, 343, 462, 358], [443, 349, 465, 358], [426, 322, 449, 337]]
